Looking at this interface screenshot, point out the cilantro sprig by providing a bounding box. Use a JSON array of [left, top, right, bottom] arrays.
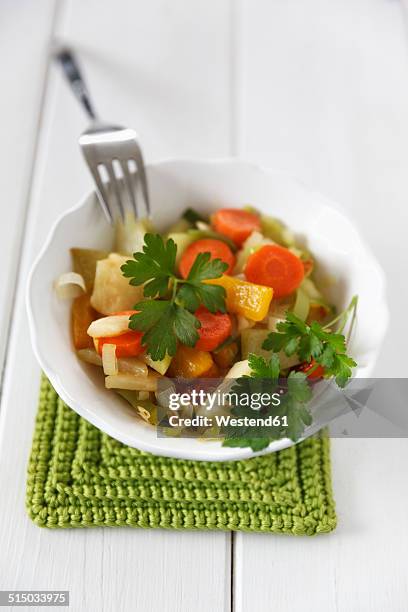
[[121, 234, 227, 360], [262, 296, 358, 387]]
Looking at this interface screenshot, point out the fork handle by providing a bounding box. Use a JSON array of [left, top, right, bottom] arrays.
[[56, 48, 98, 121]]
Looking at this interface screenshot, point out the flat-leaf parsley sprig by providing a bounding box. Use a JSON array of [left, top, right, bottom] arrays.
[[121, 233, 228, 360], [262, 296, 358, 387], [222, 354, 314, 451]]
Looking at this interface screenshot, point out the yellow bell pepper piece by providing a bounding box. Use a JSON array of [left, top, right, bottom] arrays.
[[207, 276, 273, 321], [168, 345, 214, 378]]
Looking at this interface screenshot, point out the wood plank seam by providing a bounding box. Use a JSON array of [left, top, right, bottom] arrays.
[[0, 0, 61, 402]]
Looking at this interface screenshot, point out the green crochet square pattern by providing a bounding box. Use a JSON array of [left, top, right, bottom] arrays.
[[26, 376, 337, 534]]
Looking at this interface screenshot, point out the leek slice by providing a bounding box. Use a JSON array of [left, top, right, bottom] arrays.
[[116, 390, 157, 424], [115, 212, 154, 255], [102, 343, 118, 376], [77, 348, 103, 366], [54, 272, 86, 299], [105, 372, 160, 391]]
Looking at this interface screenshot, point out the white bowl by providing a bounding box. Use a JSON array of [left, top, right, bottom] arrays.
[[27, 159, 388, 461]]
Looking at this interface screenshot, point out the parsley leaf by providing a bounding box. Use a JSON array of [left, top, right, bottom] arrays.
[[129, 300, 170, 331], [326, 353, 357, 388], [121, 234, 177, 298], [177, 253, 227, 313], [262, 307, 357, 387], [129, 301, 201, 360], [247, 353, 280, 380], [122, 234, 227, 358], [287, 371, 313, 403], [134, 302, 178, 360], [221, 354, 313, 451], [173, 306, 201, 348]]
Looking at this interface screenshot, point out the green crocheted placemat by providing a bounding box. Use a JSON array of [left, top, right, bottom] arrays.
[[26, 376, 337, 534]]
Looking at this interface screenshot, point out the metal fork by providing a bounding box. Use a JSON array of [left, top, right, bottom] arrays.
[[55, 47, 150, 223]]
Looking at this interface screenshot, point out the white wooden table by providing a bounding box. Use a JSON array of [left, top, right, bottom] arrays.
[[1, 1, 408, 610]]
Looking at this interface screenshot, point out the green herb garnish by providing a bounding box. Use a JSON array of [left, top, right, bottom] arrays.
[[182, 207, 207, 225], [222, 354, 313, 451], [222, 297, 358, 451], [121, 233, 227, 360], [262, 296, 358, 387]]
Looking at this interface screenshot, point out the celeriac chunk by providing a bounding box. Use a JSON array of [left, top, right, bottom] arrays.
[[90, 253, 144, 315]]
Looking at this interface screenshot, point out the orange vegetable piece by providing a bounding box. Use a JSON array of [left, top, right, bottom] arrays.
[[213, 341, 238, 369], [179, 238, 235, 278], [94, 331, 144, 358], [71, 294, 98, 350], [194, 306, 232, 352], [201, 363, 221, 378], [168, 345, 213, 378], [244, 244, 304, 298], [93, 310, 143, 357], [212, 208, 261, 246], [206, 275, 273, 321]]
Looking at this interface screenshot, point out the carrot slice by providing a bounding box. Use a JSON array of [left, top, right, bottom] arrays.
[[94, 310, 143, 357], [194, 306, 232, 352], [211, 208, 261, 245], [179, 238, 235, 279], [244, 244, 304, 298], [95, 331, 144, 358]]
